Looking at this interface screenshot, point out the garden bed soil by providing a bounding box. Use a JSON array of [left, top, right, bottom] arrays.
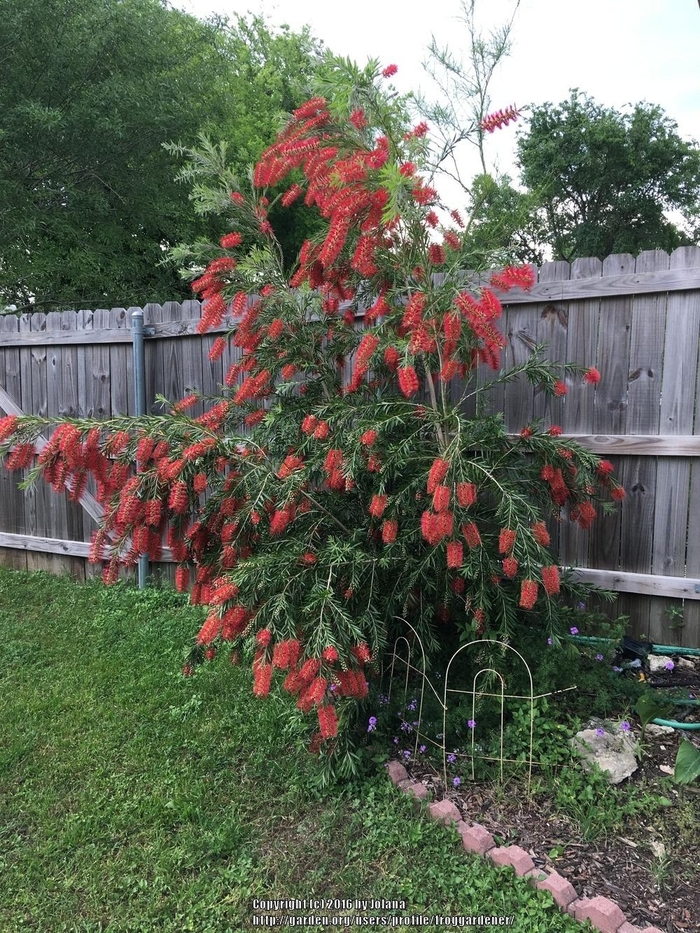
[[402, 729, 700, 931]]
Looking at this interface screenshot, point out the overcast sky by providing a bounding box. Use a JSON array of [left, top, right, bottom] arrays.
[[176, 0, 700, 198]]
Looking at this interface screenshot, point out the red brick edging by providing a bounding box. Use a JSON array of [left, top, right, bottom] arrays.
[[384, 760, 663, 933]]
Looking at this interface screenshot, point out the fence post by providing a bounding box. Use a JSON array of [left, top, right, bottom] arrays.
[[131, 309, 149, 590]]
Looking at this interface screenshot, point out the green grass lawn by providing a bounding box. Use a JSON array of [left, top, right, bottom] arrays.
[[0, 567, 582, 932]]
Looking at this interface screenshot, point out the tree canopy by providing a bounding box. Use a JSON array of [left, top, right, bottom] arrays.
[[0, 0, 323, 310], [516, 91, 700, 261]]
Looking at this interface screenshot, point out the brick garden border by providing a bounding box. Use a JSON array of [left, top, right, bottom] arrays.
[[385, 760, 663, 933]]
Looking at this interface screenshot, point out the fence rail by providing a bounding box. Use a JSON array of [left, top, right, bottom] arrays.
[[2, 247, 700, 645]]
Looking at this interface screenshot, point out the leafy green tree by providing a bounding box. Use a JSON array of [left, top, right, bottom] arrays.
[[516, 91, 700, 261], [0, 1, 322, 310]]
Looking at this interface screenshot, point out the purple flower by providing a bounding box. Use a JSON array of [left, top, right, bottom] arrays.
[[447, 753, 456, 764], [403, 750, 411, 760], [665, 660, 675, 671], [689, 693, 696, 700], [612, 666, 622, 673], [453, 776, 461, 787], [467, 719, 476, 730], [393, 736, 399, 744], [547, 637, 553, 646], [329, 684, 337, 693], [577, 601, 586, 610], [570, 626, 579, 636], [367, 716, 377, 733], [596, 727, 605, 737], [419, 744, 426, 754], [620, 721, 631, 733], [595, 653, 604, 661]]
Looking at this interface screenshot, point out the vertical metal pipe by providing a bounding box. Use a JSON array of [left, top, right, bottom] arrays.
[[131, 309, 149, 590]]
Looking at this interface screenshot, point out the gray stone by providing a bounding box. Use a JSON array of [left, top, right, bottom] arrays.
[[645, 723, 676, 736], [648, 654, 672, 673], [570, 725, 638, 784]]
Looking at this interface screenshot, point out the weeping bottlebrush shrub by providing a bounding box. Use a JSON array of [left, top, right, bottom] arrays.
[[0, 58, 623, 774]]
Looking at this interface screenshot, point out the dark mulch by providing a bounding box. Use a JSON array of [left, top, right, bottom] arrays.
[[402, 728, 700, 932]]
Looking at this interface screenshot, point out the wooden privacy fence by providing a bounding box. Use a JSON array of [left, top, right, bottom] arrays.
[[1, 247, 700, 646]]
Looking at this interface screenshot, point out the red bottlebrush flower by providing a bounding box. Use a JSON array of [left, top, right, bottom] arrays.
[[584, 367, 601, 385], [427, 458, 450, 494], [382, 63, 398, 77], [369, 494, 388, 518], [301, 551, 317, 566], [444, 231, 461, 251], [359, 429, 378, 447], [451, 576, 465, 594], [449, 209, 464, 228], [220, 232, 243, 249], [256, 628, 272, 647], [205, 647, 216, 661], [428, 244, 446, 266], [553, 381, 568, 397], [182, 664, 194, 677], [317, 704, 338, 739], [322, 645, 339, 663], [301, 414, 318, 435], [520, 427, 533, 439], [267, 318, 284, 342], [432, 484, 451, 512], [425, 211, 439, 228], [244, 410, 266, 427], [382, 519, 398, 544], [480, 104, 520, 133], [489, 264, 536, 291], [399, 161, 416, 177], [597, 459, 615, 475], [253, 661, 273, 698], [353, 643, 372, 664], [281, 184, 304, 207], [412, 184, 438, 206], [323, 448, 344, 474], [456, 482, 477, 507], [144, 499, 162, 527], [280, 363, 296, 380], [502, 557, 519, 578], [0, 414, 18, 442], [498, 528, 516, 554], [447, 540, 464, 569], [174, 566, 190, 592], [397, 365, 419, 398], [573, 501, 597, 530], [168, 481, 189, 515], [269, 507, 293, 536], [349, 107, 367, 129], [532, 521, 551, 546], [356, 333, 380, 366], [519, 579, 538, 610], [313, 421, 330, 440], [197, 611, 223, 645], [542, 565, 560, 595], [366, 454, 382, 473], [277, 453, 304, 479], [610, 485, 626, 501], [272, 640, 301, 671], [548, 426, 563, 436], [462, 522, 482, 548]]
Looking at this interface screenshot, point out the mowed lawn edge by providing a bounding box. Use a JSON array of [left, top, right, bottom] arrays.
[[0, 568, 579, 932]]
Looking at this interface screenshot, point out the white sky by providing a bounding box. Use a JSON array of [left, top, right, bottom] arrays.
[[176, 0, 700, 203]]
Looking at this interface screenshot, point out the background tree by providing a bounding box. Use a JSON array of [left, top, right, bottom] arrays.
[[0, 0, 322, 310], [516, 90, 700, 261]]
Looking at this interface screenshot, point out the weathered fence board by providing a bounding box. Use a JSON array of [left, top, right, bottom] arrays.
[[2, 247, 700, 645]]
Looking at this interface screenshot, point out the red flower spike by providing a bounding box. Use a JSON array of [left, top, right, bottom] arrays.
[[502, 557, 518, 578], [541, 565, 560, 595], [611, 486, 626, 501], [584, 367, 601, 385], [462, 522, 482, 549], [369, 494, 388, 518], [456, 482, 477, 507], [317, 704, 338, 739], [322, 645, 339, 663], [382, 64, 398, 77], [256, 629, 272, 647], [480, 104, 520, 133], [382, 519, 398, 544], [553, 381, 568, 397], [498, 529, 516, 554], [519, 579, 538, 610], [427, 458, 450, 494], [548, 426, 562, 436], [397, 365, 419, 398], [532, 521, 551, 546], [597, 460, 615, 475], [447, 541, 463, 569], [432, 484, 451, 512]]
